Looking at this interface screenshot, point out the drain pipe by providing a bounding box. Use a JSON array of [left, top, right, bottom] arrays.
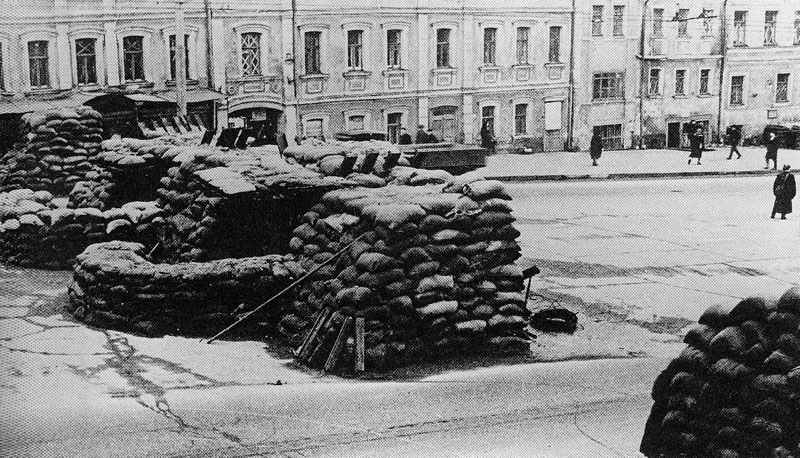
[[716, 0, 728, 144], [566, 0, 576, 150], [638, 0, 650, 149]]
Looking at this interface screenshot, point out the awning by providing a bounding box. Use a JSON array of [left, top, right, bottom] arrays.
[[157, 88, 224, 104], [0, 93, 94, 115]]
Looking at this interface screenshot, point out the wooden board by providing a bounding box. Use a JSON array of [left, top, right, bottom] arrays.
[[355, 317, 365, 373], [295, 307, 330, 358], [324, 317, 353, 373]]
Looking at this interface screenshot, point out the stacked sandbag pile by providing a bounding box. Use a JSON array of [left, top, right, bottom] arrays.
[[67, 241, 305, 336], [0, 107, 103, 194], [280, 173, 528, 371], [283, 139, 410, 185], [641, 287, 800, 457], [155, 146, 353, 262], [0, 187, 163, 268]]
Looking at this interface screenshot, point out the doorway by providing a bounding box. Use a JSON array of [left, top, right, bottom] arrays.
[[229, 108, 282, 145], [430, 106, 459, 142], [667, 122, 681, 148]]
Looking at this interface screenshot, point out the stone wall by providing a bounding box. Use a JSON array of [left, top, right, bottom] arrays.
[[641, 287, 800, 457], [67, 241, 306, 337]]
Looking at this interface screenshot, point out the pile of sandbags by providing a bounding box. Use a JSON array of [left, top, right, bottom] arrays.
[[0, 187, 163, 268], [641, 287, 800, 457], [283, 139, 409, 181], [67, 241, 305, 336], [0, 106, 104, 194], [280, 174, 529, 371], [155, 146, 351, 262]]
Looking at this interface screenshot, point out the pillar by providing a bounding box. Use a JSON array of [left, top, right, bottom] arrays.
[[462, 94, 475, 144], [211, 18, 225, 92], [104, 21, 119, 86], [55, 24, 71, 90]]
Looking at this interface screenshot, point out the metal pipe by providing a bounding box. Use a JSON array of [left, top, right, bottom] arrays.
[[638, 0, 650, 149], [566, 0, 576, 150], [716, 0, 729, 144]]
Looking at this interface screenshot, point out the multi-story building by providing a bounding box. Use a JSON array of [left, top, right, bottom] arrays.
[[722, 0, 800, 141], [0, 0, 574, 152]]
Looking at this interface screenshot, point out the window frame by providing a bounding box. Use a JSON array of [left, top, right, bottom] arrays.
[[481, 105, 496, 136], [592, 5, 604, 36], [613, 5, 625, 37], [514, 103, 528, 135], [677, 9, 689, 38], [764, 10, 778, 47], [516, 27, 530, 65], [386, 29, 402, 68], [27, 40, 51, 89], [548, 26, 562, 63], [730, 75, 745, 106], [304, 31, 323, 75], [483, 27, 497, 66], [674, 69, 687, 96], [386, 112, 404, 144], [653, 8, 664, 37], [0, 41, 5, 91], [169, 34, 191, 81], [122, 35, 146, 82], [794, 11, 800, 46], [648, 67, 661, 96], [436, 28, 451, 68], [592, 72, 625, 100], [347, 29, 364, 70], [733, 11, 747, 47], [74, 37, 98, 86], [699, 68, 711, 95], [776, 73, 790, 103]]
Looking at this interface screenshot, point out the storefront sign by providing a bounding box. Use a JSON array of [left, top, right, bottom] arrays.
[[767, 109, 778, 119], [252, 110, 267, 121]]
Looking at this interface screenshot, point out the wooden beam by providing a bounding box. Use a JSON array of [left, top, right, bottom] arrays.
[[295, 307, 330, 358], [355, 317, 365, 373], [324, 317, 353, 373]]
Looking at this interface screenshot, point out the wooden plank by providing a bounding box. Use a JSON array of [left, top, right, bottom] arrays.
[[308, 312, 341, 366], [324, 317, 353, 373], [298, 309, 335, 362], [355, 317, 365, 373], [295, 307, 330, 357]]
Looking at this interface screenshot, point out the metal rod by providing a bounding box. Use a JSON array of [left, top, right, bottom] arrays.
[[205, 233, 366, 344]]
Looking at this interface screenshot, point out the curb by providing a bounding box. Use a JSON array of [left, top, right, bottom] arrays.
[[486, 168, 798, 183]]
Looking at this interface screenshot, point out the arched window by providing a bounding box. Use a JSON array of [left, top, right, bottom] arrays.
[[241, 32, 262, 76]]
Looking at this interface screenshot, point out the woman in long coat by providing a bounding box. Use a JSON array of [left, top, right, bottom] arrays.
[[589, 132, 602, 166], [688, 128, 703, 165], [772, 165, 796, 219]]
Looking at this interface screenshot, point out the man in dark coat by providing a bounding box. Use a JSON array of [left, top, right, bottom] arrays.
[[590, 131, 603, 166], [765, 132, 779, 170], [772, 165, 796, 220], [415, 124, 428, 144], [426, 128, 439, 143], [480, 121, 496, 153], [398, 127, 412, 145], [726, 126, 742, 160], [688, 127, 703, 165]]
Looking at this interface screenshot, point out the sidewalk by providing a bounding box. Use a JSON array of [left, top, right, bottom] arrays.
[[478, 146, 800, 181]]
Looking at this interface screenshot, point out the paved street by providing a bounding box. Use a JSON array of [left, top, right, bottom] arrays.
[[1, 174, 798, 457]]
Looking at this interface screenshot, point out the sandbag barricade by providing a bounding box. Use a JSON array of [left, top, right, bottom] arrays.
[[0, 188, 163, 268], [281, 174, 530, 373], [0, 107, 104, 195], [641, 287, 800, 457], [283, 138, 410, 184], [67, 241, 306, 337]]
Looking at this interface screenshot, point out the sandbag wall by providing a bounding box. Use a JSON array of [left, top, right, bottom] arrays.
[[0, 107, 104, 194], [155, 148, 350, 262], [641, 287, 800, 457], [67, 241, 305, 336], [280, 176, 530, 372], [0, 188, 163, 268]]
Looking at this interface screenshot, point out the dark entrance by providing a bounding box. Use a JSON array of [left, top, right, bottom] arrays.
[[667, 122, 681, 148], [229, 108, 282, 145]]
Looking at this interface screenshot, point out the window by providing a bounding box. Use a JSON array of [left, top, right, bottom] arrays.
[[305, 31, 322, 74], [481, 106, 495, 136], [74, 38, 97, 85], [765, 11, 777, 46], [436, 28, 450, 68], [347, 30, 363, 69], [699, 69, 710, 95], [733, 11, 747, 46], [304, 118, 324, 139], [516, 27, 529, 64], [169, 34, 190, 80], [594, 124, 623, 150], [387, 113, 402, 144], [592, 5, 604, 36], [613, 6, 625, 36], [483, 28, 496, 65], [649, 68, 661, 96], [653, 9, 664, 37], [514, 104, 527, 135], [241, 32, 261, 76], [795, 11, 800, 45], [730, 75, 744, 105], [348, 115, 365, 131], [0, 43, 4, 91], [123, 36, 145, 81], [675, 69, 686, 95], [28, 40, 50, 88], [776, 73, 790, 103], [677, 9, 689, 37], [592, 72, 625, 100], [430, 106, 458, 141], [549, 26, 561, 63], [387, 29, 402, 68]]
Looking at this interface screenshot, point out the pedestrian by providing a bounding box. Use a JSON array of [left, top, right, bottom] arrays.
[[398, 127, 412, 145], [765, 132, 779, 170], [688, 127, 703, 165], [590, 131, 603, 166], [480, 121, 496, 153], [426, 128, 439, 143], [726, 126, 742, 160], [771, 164, 796, 220], [415, 124, 428, 144]]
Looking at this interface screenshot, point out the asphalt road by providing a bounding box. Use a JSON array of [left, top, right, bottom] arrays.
[[2, 175, 798, 457]]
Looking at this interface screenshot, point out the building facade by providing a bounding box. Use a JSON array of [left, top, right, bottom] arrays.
[[722, 0, 800, 141]]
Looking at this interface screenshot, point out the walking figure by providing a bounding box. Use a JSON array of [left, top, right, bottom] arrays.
[[726, 126, 742, 160], [688, 127, 703, 165], [765, 132, 779, 170], [771, 165, 796, 220], [590, 131, 603, 166], [480, 121, 496, 153]]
